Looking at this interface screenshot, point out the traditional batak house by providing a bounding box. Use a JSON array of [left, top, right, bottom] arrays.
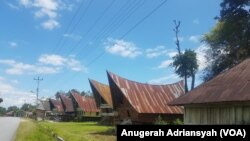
[[89, 79, 114, 124], [49, 99, 64, 120], [107, 71, 184, 124], [36, 100, 51, 120], [70, 91, 100, 121], [49, 99, 64, 114], [59, 94, 75, 120], [170, 58, 250, 125]]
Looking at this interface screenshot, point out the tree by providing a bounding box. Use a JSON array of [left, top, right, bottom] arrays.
[[172, 21, 198, 92], [21, 103, 35, 111], [7, 106, 19, 112], [0, 107, 6, 116], [0, 98, 3, 103], [202, 0, 250, 81], [172, 50, 198, 91], [55, 91, 65, 99]]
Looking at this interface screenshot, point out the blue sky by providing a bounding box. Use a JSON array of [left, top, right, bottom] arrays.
[[0, 0, 220, 107]]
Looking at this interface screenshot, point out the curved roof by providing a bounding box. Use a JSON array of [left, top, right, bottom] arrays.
[[89, 79, 113, 107], [107, 71, 184, 114], [170, 58, 250, 105], [49, 99, 64, 112], [71, 92, 99, 112], [59, 94, 74, 112]]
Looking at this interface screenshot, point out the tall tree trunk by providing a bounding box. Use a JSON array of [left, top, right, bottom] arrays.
[[191, 73, 195, 90], [184, 73, 188, 93]]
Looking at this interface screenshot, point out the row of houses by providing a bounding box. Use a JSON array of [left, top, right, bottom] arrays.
[[37, 58, 250, 124], [37, 71, 185, 124], [36, 92, 100, 121], [89, 71, 184, 124]]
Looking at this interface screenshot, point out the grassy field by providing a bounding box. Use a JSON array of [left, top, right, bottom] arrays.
[[15, 119, 116, 141], [15, 119, 55, 141]]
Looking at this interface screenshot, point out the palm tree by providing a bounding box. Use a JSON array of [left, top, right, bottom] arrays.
[[172, 49, 198, 92]]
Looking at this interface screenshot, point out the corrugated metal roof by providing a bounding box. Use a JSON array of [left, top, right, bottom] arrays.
[[36, 100, 45, 111], [107, 71, 184, 114], [71, 92, 100, 112], [42, 100, 51, 111], [59, 94, 74, 112], [89, 79, 113, 107], [37, 100, 51, 111], [170, 58, 250, 105], [49, 99, 64, 112]]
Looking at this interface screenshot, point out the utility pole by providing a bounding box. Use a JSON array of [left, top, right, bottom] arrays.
[[34, 76, 43, 106]]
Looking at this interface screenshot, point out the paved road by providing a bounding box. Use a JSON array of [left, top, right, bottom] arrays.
[[0, 117, 21, 141]]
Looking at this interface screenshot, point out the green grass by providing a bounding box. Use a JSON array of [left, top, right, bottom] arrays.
[[40, 121, 116, 141], [14, 119, 54, 141], [15, 119, 116, 141]]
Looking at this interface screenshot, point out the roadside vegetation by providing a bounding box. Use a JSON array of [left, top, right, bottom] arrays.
[[15, 119, 54, 141], [15, 119, 116, 141]]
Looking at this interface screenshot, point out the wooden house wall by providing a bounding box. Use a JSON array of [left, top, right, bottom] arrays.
[[116, 95, 139, 122], [184, 103, 250, 124], [137, 114, 183, 123]]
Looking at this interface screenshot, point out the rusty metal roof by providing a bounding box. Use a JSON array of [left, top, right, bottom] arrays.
[[59, 94, 74, 112], [49, 99, 64, 112], [89, 79, 113, 108], [71, 91, 100, 112], [170, 58, 250, 105], [107, 71, 184, 114]]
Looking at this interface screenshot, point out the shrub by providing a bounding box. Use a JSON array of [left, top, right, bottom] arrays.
[[154, 115, 168, 125]]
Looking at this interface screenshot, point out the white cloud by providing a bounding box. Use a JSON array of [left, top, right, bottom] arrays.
[[38, 54, 86, 72], [18, 0, 75, 30], [167, 51, 178, 58], [156, 59, 173, 69], [195, 44, 209, 71], [148, 74, 180, 85], [20, 0, 32, 7], [0, 77, 36, 107], [63, 33, 82, 41], [0, 59, 60, 75], [8, 3, 19, 10], [39, 54, 66, 66], [105, 38, 142, 58], [193, 19, 200, 24], [9, 42, 18, 48], [41, 19, 59, 30], [189, 35, 201, 43], [66, 58, 86, 72], [146, 46, 168, 58], [0, 54, 86, 75]]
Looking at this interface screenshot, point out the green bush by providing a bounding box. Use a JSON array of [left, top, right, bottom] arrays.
[[154, 115, 168, 125], [172, 118, 183, 125]]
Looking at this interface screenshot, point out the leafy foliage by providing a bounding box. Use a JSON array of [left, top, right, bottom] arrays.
[[172, 118, 183, 125], [0, 106, 6, 116], [202, 0, 250, 81], [7, 106, 19, 112], [172, 49, 198, 91], [21, 103, 35, 111], [154, 115, 168, 125]]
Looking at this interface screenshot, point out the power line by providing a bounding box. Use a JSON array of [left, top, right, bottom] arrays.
[[51, 0, 86, 54], [65, 0, 117, 55], [56, 0, 168, 87], [88, 0, 169, 66], [56, 0, 95, 54]]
